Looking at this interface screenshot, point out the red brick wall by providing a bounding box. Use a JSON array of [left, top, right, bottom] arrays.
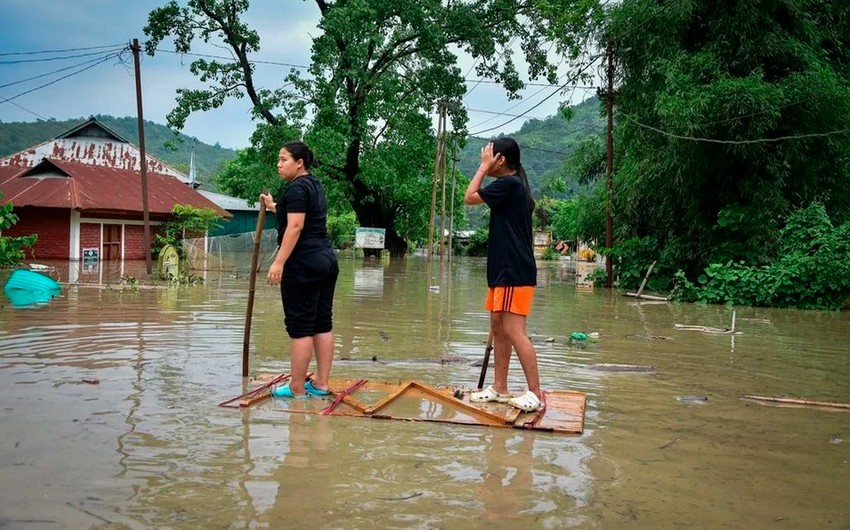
[[80, 223, 100, 259], [2, 206, 70, 259], [124, 225, 147, 260]]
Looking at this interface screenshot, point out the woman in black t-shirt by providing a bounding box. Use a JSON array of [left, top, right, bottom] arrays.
[[463, 137, 543, 412], [259, 141, 339, 399]]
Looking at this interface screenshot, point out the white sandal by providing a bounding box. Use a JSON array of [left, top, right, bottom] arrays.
[[470, 385, 514, 403], [507, 390, 543, 412]]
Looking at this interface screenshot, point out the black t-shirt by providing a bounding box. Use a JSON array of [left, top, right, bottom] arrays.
[[275, 174, 328, 249], [478, 174, 537, 287]]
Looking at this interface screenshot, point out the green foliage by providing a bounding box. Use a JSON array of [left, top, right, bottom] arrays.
[[144, 0, 601, 256], [607, 0, 850, 283], [0, 116, 237, 191], [671, 204, 850, 310], [154, 204, 222, 257], [327, 212, 358, 249], [541, 247, 560, 261], [0, 200, 37, 267], [216, 122, 302, 203], [454, 227, 489, 257], [550, 198, 579, 242]]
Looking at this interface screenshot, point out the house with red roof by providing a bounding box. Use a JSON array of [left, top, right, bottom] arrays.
[[0, 118, 230, 261]]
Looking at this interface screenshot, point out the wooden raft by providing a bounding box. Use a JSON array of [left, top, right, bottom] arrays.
[[224, 375, 585, 435]]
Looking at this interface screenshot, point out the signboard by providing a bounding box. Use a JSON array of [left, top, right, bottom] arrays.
[[533, 231, 552, 246], [354, 227, 386, 249], [82, 248, 99, 260]]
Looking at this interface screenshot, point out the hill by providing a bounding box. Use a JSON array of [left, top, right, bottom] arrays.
[[0, 115, 236, 191], [459, 96, 604, 197]]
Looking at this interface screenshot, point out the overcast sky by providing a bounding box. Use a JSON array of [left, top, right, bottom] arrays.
[[0, 0, 597, 150]]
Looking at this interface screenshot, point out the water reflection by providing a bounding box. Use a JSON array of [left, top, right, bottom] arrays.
[[0, 257, 848, 529]]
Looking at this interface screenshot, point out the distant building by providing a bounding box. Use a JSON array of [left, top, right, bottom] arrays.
[[198, 190, 276, 236], [0, 117, 230, 261]]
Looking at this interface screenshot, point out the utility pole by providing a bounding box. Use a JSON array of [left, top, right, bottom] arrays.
[[427, 102, 447, 262], [131, 38, 152, 275], [603, 40, 615, 288], [447, 140, 458, 262], [438, 124, 449, 261]]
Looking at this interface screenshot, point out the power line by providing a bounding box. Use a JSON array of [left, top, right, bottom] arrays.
[[153, 48, 310, 69], [621, 112, 850, 144], [469, 60, 599, 136], [464, 35, 519, 99], [0, 43, 126, 57], [3, 99, 47, 120], [467, 107, 552, 120], [0, 51, 124, 90], [0, 50, 125, 105], [0, 47, 126, 65]]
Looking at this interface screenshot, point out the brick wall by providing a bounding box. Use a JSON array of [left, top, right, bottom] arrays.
[[80, 223, 100, 259], [2, 206, 70, 259], [124, 225, 147, 260]]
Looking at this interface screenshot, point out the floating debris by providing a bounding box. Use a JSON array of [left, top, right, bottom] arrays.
[[588, 364, 656, 374], [676, 395, 709, 404]]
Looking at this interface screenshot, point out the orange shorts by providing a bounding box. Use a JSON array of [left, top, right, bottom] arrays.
[[485, 286, 535, 316]]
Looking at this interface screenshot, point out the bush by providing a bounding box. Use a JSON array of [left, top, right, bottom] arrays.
[[154, 204, 221, 258], [0, 201, 37, 267], [453, 227, 489, 257], [671, 204, 850, 310], [327, 212, 358, 249]]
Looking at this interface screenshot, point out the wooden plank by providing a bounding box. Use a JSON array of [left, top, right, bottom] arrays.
[[364, 380, 414, 415], [408, 381, 511, 425], [240, 392, 271, 408], [229, 377, 587, 435], [741, 395, 850, 410], [635, 260, 656, 298], [624, 292, 668, 301]]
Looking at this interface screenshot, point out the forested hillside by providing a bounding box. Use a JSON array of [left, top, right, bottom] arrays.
[[458, 96, 604, 197], [0, 115, 236, 191]]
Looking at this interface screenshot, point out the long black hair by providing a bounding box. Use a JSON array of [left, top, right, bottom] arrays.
[[282, 140, 314, 170], [491, 137, 534, 212]]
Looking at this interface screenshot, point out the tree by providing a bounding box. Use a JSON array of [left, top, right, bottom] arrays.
[[144, 0, 602, 256], [0, 196, 37, 267], [604, 0, 850, 281]]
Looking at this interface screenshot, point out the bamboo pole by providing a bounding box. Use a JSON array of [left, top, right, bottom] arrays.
[[741, 395, 850, 410], [242, 202, 267, 377]]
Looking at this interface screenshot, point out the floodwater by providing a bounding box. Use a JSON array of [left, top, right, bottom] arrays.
[[0, 257, 848, 529]]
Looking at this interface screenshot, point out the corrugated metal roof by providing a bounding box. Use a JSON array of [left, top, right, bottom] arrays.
[[198, 190, 261, 212], [0, 159, 230, 218], [0, 117, 191, 183]]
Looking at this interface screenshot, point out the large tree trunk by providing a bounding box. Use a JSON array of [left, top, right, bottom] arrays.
[[350, 198, 408, 258], [344, 138, 408, 258]]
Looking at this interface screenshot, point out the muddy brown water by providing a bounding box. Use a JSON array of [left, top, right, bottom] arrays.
[[0, 257, 848, 529]]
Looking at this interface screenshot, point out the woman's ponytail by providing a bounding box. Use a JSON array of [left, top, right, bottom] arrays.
[[517, 163, 535, 213]]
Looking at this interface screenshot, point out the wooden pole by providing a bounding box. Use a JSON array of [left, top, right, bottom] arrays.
[[242, 202, 267, 377], [427, 104, 446, 262], [741, 395, 850, 410], [477, 331, 494, 390], [131, 39, 152, 275], [447, 141, 458, 262], [603, 40, 615, 288], [438, 127, 448, 261], [635, 260, 656, 298]]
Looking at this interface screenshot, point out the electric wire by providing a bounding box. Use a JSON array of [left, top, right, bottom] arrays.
[[0, 50, 126, 105], [0, 43, 126, 57], [0, 47, 126, 65], [0, 51, 124, 90], [620, 112, 850, 144]]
